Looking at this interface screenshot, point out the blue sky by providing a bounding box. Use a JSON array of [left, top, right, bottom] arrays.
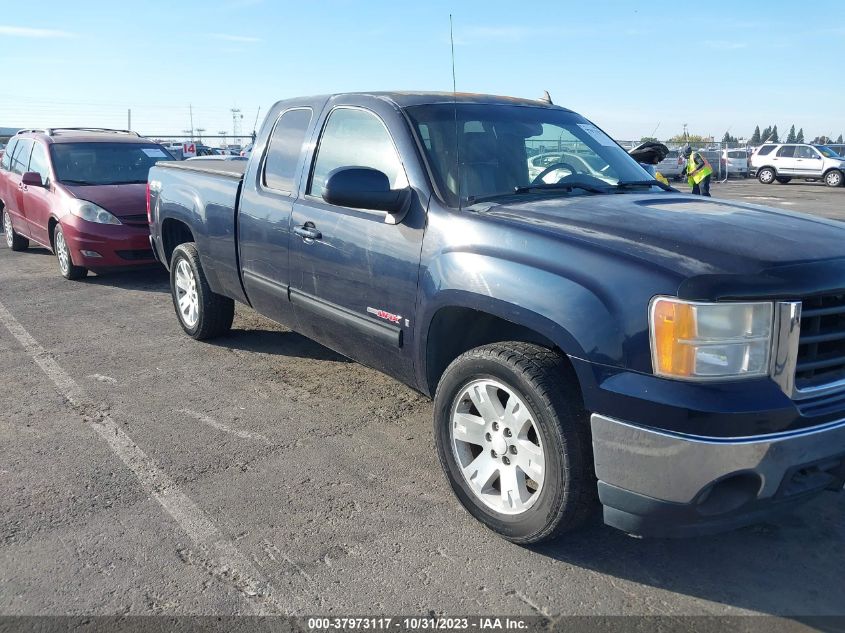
[[1, 0, 843, 142]]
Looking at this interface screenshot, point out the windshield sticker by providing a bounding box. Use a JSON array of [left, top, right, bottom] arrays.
[[577, 124, 616, 147], [142, 148, 168, 158]]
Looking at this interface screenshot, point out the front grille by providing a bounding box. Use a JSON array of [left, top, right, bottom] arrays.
[[116, 249, 154, 261], [796, 294, 845, 390], [120, 214, 149, 225]]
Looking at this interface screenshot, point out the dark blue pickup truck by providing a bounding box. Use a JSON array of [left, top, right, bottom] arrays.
[[148, 92, 845, 543]]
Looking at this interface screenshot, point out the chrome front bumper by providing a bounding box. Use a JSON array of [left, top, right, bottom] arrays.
[[590, 413, 845, 537]]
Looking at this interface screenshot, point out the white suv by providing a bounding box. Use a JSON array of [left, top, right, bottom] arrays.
[[751, 143, 845, 187]]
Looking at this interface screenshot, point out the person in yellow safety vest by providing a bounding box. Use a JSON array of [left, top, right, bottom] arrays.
[[681, 146, 713, 196]]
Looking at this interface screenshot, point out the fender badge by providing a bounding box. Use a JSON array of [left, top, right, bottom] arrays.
[[367, 307, 402, 325]]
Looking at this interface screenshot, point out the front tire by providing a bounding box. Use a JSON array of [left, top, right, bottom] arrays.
[[825, 170, 844, 187], [3, 210, 29, 251], [170, 242, 234, 340], [434, 342, 595, 544], [54, 224, 87, 280], [757, 167, 776, 184]]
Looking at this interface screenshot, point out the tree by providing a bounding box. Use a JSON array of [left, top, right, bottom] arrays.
[[812, 136, 830, 145], [796, 128, 805, 143], [750, 125, 761, 144], [786, 125, 796, 143], [761, 126, 772, 143], [837, 134, 844, 144], [721, 131, 736, 144], [667, 133, 709, 144], [770, 125, 779, 143], [639, 136, 659, 143]]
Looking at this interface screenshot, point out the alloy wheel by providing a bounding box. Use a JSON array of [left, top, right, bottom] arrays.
[[55, 230, 70, 275], [826, 171, 843, 187], [174, 259, 199, 328], [450, 378, 546, 515], [3, 213, 12, 248]]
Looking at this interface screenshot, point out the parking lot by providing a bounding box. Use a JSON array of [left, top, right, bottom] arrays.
[[1, 179, 844, 619]]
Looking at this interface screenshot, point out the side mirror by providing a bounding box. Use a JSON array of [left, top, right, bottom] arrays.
[[21, 171, 44, 187], [323, 167, 411, 223]]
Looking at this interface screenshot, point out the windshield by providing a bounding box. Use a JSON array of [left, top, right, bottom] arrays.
[[405, 104, 652, 207], [50, 142, 173, 185], [816, 146, 840, 158]]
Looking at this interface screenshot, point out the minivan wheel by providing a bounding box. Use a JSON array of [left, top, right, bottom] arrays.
[[3, 210, 29, 251], [54, 225, 87, 280], [757, 168, 775, 184], [434, 342, 596, 544], [825, 170, 844, 187], [170, 242, 234, 340]]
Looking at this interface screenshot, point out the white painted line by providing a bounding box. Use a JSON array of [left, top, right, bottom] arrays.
[[0, 299, 292, 615], [179, 408, 269, 442], [87, 373, 118, 384]]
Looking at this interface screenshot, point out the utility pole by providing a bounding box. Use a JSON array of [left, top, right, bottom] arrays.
[[196, 127, 206, 143], [231, 108, 243, 146], [182, 129, 193, 141], [127, 109, 131, 130], [189, 105, 195, 140], [218, 131, 228, 148]]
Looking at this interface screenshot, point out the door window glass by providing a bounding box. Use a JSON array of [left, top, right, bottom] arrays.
[[795, 146, 819, 159], [309, 108, 407, 200], [28, 143, 51, 183], [1, 138, 18, 171], [776, 145, 796, 158], [11, 139, 33, 175], [263, 108, 313, 193]]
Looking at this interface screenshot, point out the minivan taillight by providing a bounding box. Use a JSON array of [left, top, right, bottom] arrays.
[[146, 181, 151, 224]]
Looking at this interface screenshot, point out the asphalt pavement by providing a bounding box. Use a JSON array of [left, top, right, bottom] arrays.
[[1, 181, 844, 618]]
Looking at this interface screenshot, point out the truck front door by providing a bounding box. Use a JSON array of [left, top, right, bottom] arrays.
[[289, 103, 426, 384]]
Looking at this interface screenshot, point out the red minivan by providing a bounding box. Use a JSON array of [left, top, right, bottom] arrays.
[[0, 128, 173, 279]]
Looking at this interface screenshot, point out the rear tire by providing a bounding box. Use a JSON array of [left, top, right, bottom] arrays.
[[757, 167, 776, 184], [434, 342, 596, 544], [825, 170, 843, 187], [170, 242, 234, 340], [3, 210, 29, 252], [54, 224, 87, 280]]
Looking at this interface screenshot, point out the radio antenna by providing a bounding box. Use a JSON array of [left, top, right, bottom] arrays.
[[450, 14, 461, 211]]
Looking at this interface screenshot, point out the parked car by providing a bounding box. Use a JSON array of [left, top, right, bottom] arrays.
[[656, 149, 683, 180], [750, 143, 845, 187], [239, 143, 253, 157], [721, 148, 749, 177], [0, 128, 174, 279], [148, 92, 845, 543], [827, 144, 845, 157]]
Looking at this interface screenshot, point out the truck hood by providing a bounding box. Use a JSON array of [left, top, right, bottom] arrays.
[[473, 192, 845, 283], [61, 183, 147, 218]]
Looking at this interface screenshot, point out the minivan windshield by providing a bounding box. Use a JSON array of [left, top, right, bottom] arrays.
[[405, 104, 653, 207], [50, 142, 173, 185], [816, 145, 840, 159]]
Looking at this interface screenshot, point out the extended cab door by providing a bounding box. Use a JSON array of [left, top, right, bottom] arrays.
[[237, 103, 317, 327], [794, 145, 823, 177], [288, 99, 427, 384]]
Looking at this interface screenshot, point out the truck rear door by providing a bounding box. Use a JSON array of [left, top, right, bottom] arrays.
[[237, 106, 315, 326], [288, 100, 426, 384]]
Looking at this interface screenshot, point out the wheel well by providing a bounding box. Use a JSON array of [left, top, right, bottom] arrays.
[[161, 219, 194, 265], [46, 217, 60, 250], [425, 307, 565, 396]]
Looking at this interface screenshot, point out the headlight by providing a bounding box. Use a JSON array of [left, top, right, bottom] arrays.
[[649, 297, 773, 380], [69, 200, 122, 225]]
